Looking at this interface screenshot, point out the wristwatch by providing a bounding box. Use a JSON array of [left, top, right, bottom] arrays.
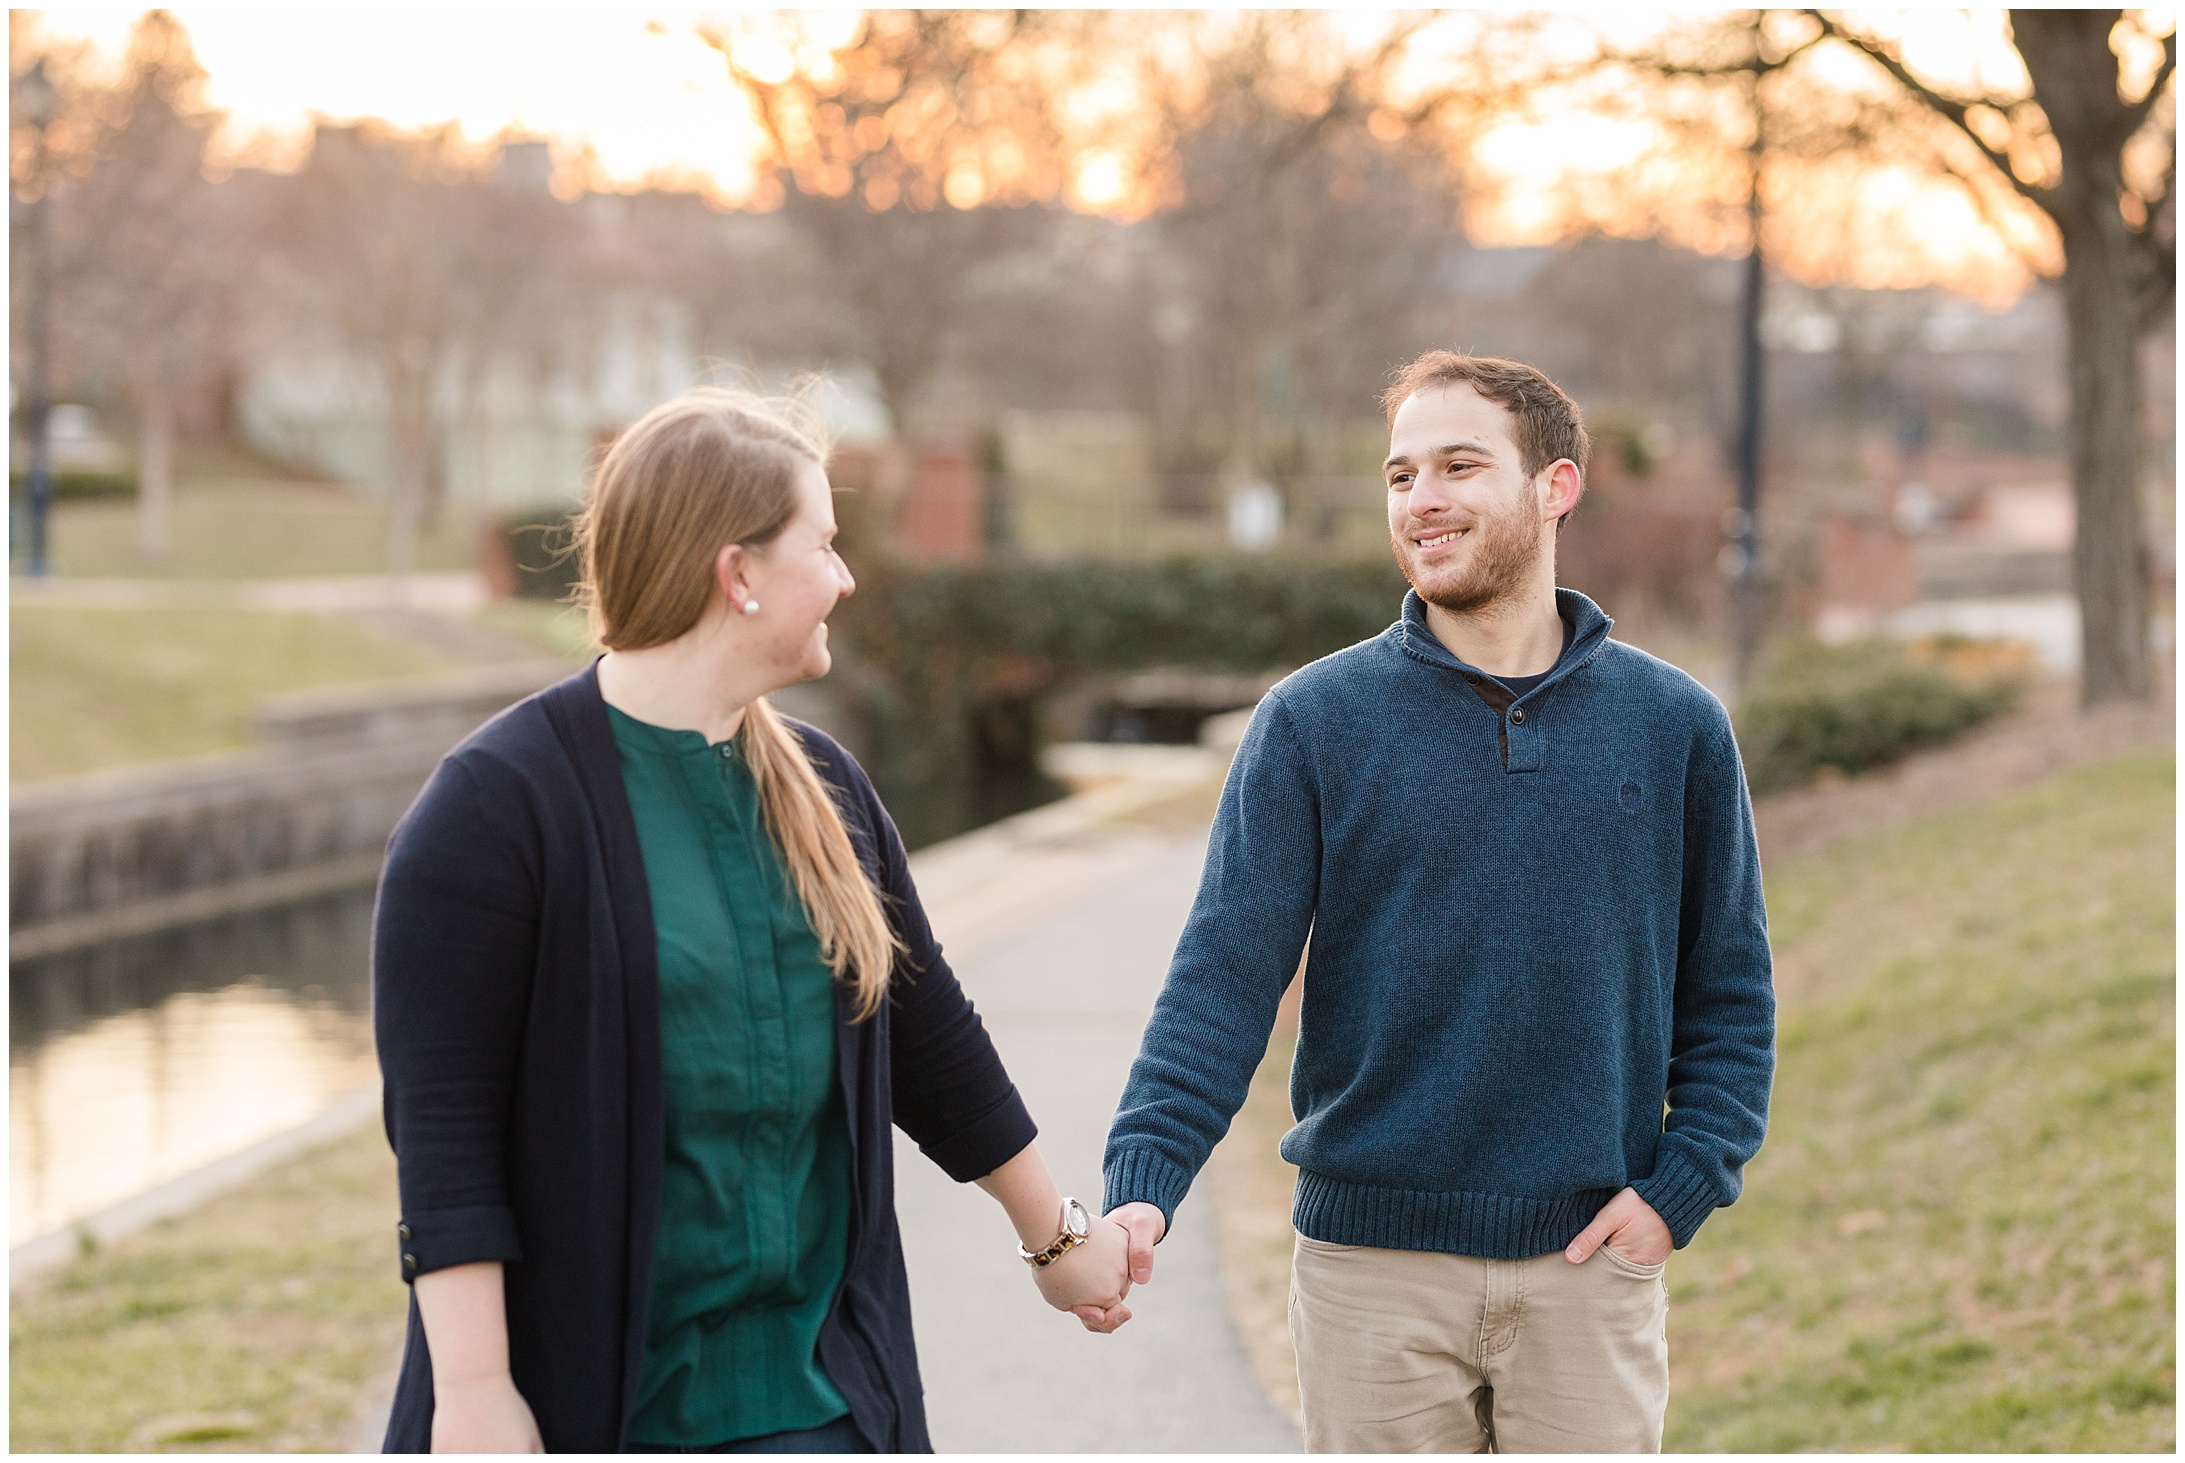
[[1018, 1197, 1092, 1268]]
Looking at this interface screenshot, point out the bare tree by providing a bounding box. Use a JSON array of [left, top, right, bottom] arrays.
[[46, 12, 242, 564], [1123, 13, 1513, 501], [709, 10, 1083, 440], [266, 123, 591, 571], [1808, 9, 2175, 705], [1582, 10, 2174, 704]]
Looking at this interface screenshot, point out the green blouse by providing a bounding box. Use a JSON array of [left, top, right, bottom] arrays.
[[609, 706, 854, 1449]]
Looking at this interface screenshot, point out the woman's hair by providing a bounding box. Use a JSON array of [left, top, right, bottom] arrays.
[[572, 387, 900, 1020]]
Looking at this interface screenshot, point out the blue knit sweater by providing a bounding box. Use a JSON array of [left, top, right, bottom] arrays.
[[1103, 588, 1775, 1257]]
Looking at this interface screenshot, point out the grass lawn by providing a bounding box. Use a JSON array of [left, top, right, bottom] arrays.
[[473, 597, 601, 661], [45, 481, 480, 580], [1664, 748, 2173, 1451], [11, 606, 448, 781], [8, 1125, 408, 1453], [1210, 747, 2174, 1451]]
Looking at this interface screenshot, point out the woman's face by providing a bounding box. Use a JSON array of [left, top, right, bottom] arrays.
[[733, 460, 856, 688]]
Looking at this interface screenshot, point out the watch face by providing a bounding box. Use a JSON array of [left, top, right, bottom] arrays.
[[1064, 1198, 1091, 1240]]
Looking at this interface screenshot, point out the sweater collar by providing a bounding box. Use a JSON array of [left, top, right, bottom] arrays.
[[1396, 586, 1613, 698]]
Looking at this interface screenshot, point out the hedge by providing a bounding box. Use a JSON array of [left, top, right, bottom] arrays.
[[1735, 636, 2027, 794], [10, 470, 137, 502], [831, 554, 1409, 845], [499, 511, 583, 601]]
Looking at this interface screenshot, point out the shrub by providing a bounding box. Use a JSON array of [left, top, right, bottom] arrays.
[[11, 470, 137, 501], [1737, 636, 2029, 794], [494, 510, 582, 601]]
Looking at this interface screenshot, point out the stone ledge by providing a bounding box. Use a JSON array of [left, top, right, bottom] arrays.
[[10, 849, 387, 962]]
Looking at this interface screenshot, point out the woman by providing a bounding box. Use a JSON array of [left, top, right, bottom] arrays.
[[373, 389, 1134, 1454]]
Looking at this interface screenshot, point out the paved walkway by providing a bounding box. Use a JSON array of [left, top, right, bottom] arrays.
[[897, 795, 1300, 1452]]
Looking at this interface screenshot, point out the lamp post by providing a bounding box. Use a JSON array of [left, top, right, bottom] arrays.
[[1727, 28, 1769, 697], [14, 59, 58, 577], [1729, 93, 1765, 694]]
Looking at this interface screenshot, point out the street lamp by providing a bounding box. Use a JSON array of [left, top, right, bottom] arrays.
[[13, 59, 59, 577], [1727, 28, 1770, 698]]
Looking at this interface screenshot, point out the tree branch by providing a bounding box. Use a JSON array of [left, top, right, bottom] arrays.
[[1805, 9, 2055, 214], [2133, 140, 2177, 325], [1260, 18, 1428, 182], [1598, 25, 1824, 83], [2122, 29, 2177, 135]]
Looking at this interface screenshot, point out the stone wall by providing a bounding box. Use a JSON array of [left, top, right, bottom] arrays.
[[9, 663, 573, 961], [10, 661, 868, 961]]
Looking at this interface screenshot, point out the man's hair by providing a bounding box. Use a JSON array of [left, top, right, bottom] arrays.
[[1380, 351, 1592, 481]]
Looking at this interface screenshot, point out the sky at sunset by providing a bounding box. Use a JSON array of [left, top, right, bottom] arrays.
[[26, 9, 779, 199], [23, 6, 2144, 308]]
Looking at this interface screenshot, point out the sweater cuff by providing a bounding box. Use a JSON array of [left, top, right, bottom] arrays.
[[1102, 1147, 1193, 1231], [1633, 1148, 1723, 1249], [397, 1203, 522, 1283]]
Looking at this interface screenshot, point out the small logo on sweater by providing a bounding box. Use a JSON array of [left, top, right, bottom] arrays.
[[1619, 781, 1643, 814]]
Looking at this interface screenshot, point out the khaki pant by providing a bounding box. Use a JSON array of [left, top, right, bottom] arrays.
[[1289, 1235, 1669, 1453]]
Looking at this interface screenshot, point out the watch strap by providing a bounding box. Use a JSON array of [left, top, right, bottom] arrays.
[[1019, 1197, 1091, 1268]]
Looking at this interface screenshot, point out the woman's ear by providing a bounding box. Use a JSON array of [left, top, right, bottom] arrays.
[[713, 542, 748, 609]]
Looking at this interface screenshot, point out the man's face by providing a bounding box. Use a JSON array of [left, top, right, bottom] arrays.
[[1383, 384, 1558, 615]]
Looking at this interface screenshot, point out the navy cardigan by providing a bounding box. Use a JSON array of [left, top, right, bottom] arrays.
[[372, 665, 1037, 1453]]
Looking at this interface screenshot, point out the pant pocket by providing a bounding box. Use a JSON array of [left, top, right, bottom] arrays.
[[1597, 1244, 1667, 1280]]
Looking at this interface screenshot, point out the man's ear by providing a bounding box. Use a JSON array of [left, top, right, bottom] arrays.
[[1542, 459, 1584, 527]]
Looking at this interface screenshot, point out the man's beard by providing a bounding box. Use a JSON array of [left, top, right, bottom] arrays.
[[1392, 491, 1546, 615]]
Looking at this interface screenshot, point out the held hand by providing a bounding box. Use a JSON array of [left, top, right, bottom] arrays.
[[1034, 1213, 1134, 1333], [430, 1373, 543, 1454], [1106, 1201, 1167, 1286], [1564, 1187, 1672, 1267]]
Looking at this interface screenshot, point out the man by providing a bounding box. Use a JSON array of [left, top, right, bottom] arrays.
[[1101, 352, 1775, 1453]]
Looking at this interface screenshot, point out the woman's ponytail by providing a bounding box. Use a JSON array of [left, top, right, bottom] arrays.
[[737, 697, 900, 1020]]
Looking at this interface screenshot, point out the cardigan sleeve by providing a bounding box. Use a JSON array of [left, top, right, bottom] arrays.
[[372, 754, 540, 1282], [798, 729, 1037, 1183]]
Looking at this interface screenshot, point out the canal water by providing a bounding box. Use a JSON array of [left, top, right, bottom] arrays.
[[9, 888, 381, 1250]]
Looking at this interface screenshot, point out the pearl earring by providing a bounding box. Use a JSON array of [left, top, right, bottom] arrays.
[[741, 599, 760, 616]]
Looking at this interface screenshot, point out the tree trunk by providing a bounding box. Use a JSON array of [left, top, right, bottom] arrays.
[[2010, 9, 2157, 705], [2057, 231, 2152, 705], [2001, 10, 2158, 711], [386, 358, 431, 582], [136, 387, 175, 567]]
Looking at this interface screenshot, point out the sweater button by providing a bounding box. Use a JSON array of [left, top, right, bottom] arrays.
[[1509, 707, 1526, 725]]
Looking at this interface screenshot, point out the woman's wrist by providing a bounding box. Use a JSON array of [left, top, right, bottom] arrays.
[[973, 1143, 1071, 1250], [415, 1262, 515, 1390], [1008, 1192, 1071, 1251], [433, 1362, 517, 1390]]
